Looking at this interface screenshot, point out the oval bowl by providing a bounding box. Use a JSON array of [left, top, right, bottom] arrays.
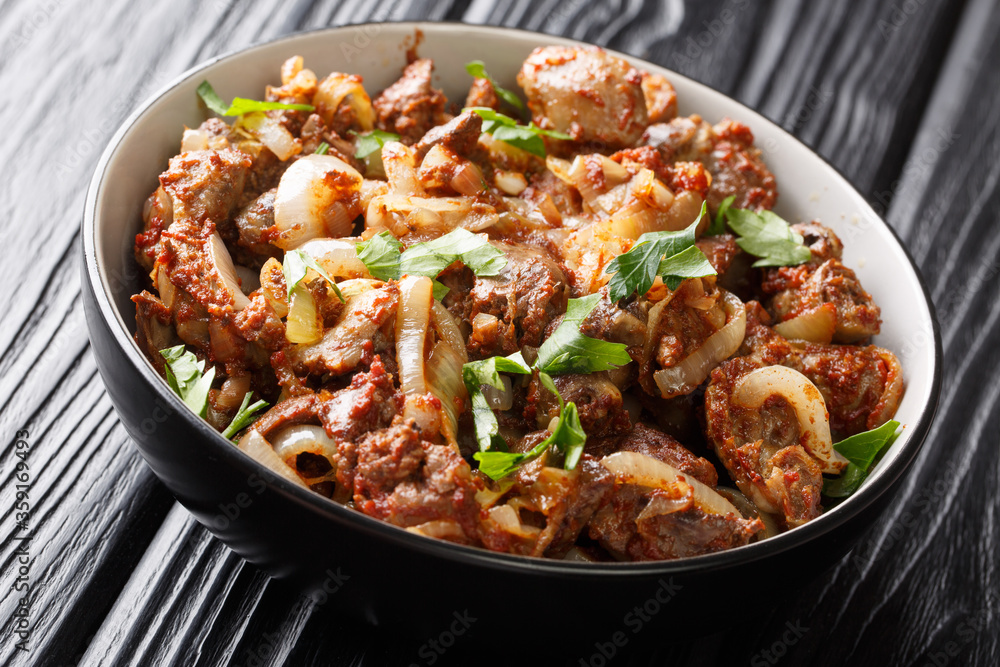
[[82, 21, 941, 638]]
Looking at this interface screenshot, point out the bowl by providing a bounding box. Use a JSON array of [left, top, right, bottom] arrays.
[[81, 21, 941, 638]]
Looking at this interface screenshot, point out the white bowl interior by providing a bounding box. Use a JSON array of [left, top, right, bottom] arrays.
[[94, 23, 936, 527]]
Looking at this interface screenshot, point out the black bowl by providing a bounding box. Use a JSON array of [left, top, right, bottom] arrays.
[[81, 22, 941, 641]]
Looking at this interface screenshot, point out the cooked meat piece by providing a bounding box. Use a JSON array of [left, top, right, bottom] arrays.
[[521, 169, 584, 219], [793, 221, 843, 263], [578, 289, 649, 361], [736, 301, 795, 365], [372, 59, 449, 145], [343, 421, 482, 539], [528, 372, 632, 438], [517, 46, 648, 152], [453, 241, 569, 358], [233, 291, 285, 350], [159, 149, 252, 226], [640, 72, 677, 124], [287, 283, 399, 377], [586, 423, 718, 487], [704, 356, 824, 528], [413, 110, 483, 160], [135, 186, 173, 272], [318, 357, 403, 441], [611, 146, 712, 201], [792, 344, 903, 438], [465, 77, 500, 110], [589, 481, 760, 560], [252, 393, 323, 439], [695, 233, 740, 277], [762, 258, 881, 343], [642, 115, 777, 216], [132, 290, 180, 373], [232, 188, 280, 267]]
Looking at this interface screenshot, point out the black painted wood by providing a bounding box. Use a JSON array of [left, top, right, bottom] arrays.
[[1, 0, 997, 665]]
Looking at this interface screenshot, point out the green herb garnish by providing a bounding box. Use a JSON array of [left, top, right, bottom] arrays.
[[314, 141, 330, 156], [707, 195, 734, 236], [282, 249, 345, 303], [464, 61, 525, 112], [604, 202, 716, 302], [351, 129, 401, 159], [160, 345, 216, 418], [722, 205, 812, 267], [823, 420, 902, 497], [463, 353, 532, 453], [197, 81, 314, 117], [355, 228, 506, 287], [534, 294, 631, 375], [221, 392, 270, 441], [465, 107, 572, 157]]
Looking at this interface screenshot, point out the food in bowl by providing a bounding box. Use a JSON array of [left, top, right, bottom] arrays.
[[130, 45, 903, 562]]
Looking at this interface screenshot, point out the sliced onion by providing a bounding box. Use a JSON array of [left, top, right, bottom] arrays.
[[238, 111, 301, 161], [495, 170, 527, 195], [181, 127, 209, 152], [870, 347, 905, 428], [259, 257, 289, 318], [295, 238, 371, 279], [774, 304, 836, 344], [209, 233, 250, 311], [234, 265, 260, 295], [217, 374, 251, 410], [406, 520, 466, 540], [487, 504, 540, 537], [482, 376, 513, 411], [280, 56, 303, 85], [732, 365, 848, 474], [153, 262, 177, 311], [238, 430, 308, 488], [631, 168, 674, 210], [450, 161, 487, 197], [545, 156, 574, 185], [285, 286, 323, 345], [273, 154, 363, 250], [271, 424, 338, 465], [382, 141, 424, 196], [314, 72, 374, 131], [600, 451, 740, 517], [425, 339, 467, 447], [653, 291, 745, 398], [396, 275, 433, 398]]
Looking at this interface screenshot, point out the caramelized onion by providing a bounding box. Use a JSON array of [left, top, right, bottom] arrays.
[[600, 451, 740, 517], [774, 304, 836, 344], [396, 275, 433, 398], [273, 154, 363, 250], [314, 72, 375, 131], [295, 237, 371, 279], [732, 365, 848, 474], [271, 425, 338, 465], [209, 233, 250, 311], [238, 430, 308, 488], [285, 286, 323, 345], [653, 291, 745, 398], [238, 112, 301, 161]]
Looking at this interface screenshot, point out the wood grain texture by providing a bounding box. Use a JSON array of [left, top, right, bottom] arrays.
[[0, 0, 996, 665]]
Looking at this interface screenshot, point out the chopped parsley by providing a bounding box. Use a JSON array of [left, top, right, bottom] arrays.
[[160, 345, 216, 418], [718, 202, 813, 267], [823, 420, 902, 497], [355, 228, 506, 289], [465, 107, 572, 157], [220, 392, 270, 441], [604, 202, 716, 302], [463, 353, 532, 453], [534, 294, 632, 375], [282, 249, 345, 303], [197, 80, 314, 117], [351, 129, 401, 159]]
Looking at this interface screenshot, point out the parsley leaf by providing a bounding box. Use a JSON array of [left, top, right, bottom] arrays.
[[160, 345, 216, 418], [399, 228, 506, 278], [823, 420, 902, 498], [604, 202, 715, 302], [314, 141, 330, 156], [463, 353, 532, 452], [534, 294, 632, 375], [282, 249, 345, 303], [707, 195, 734, 236], [472, 371, 586, 479], [724, 206, 812, 268], [197, 80, 314, 117], [221, 392, 270, 441], [356, 231, 403, 281], [465, 60, 525, 112], [465, 107, 572, 157], [351, 129, 401, 159]]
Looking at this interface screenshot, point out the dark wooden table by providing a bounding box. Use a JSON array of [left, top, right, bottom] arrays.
[[2, 0, 998, 665]]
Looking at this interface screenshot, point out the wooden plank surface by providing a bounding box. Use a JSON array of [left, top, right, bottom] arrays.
[[0, 0, 997, 665]]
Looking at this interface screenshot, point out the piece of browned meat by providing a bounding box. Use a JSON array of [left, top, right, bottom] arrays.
[[642, 115, 777, 216], [517, 45, 648, 152], [448, 240, 569, 359], [640, 71, 677, 124], [372, 59, 449, 145], [413, 110, 483, 161], [465, 77, 500, 110], [340, 421, 483, 540], [528, 372, 632, 438]]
